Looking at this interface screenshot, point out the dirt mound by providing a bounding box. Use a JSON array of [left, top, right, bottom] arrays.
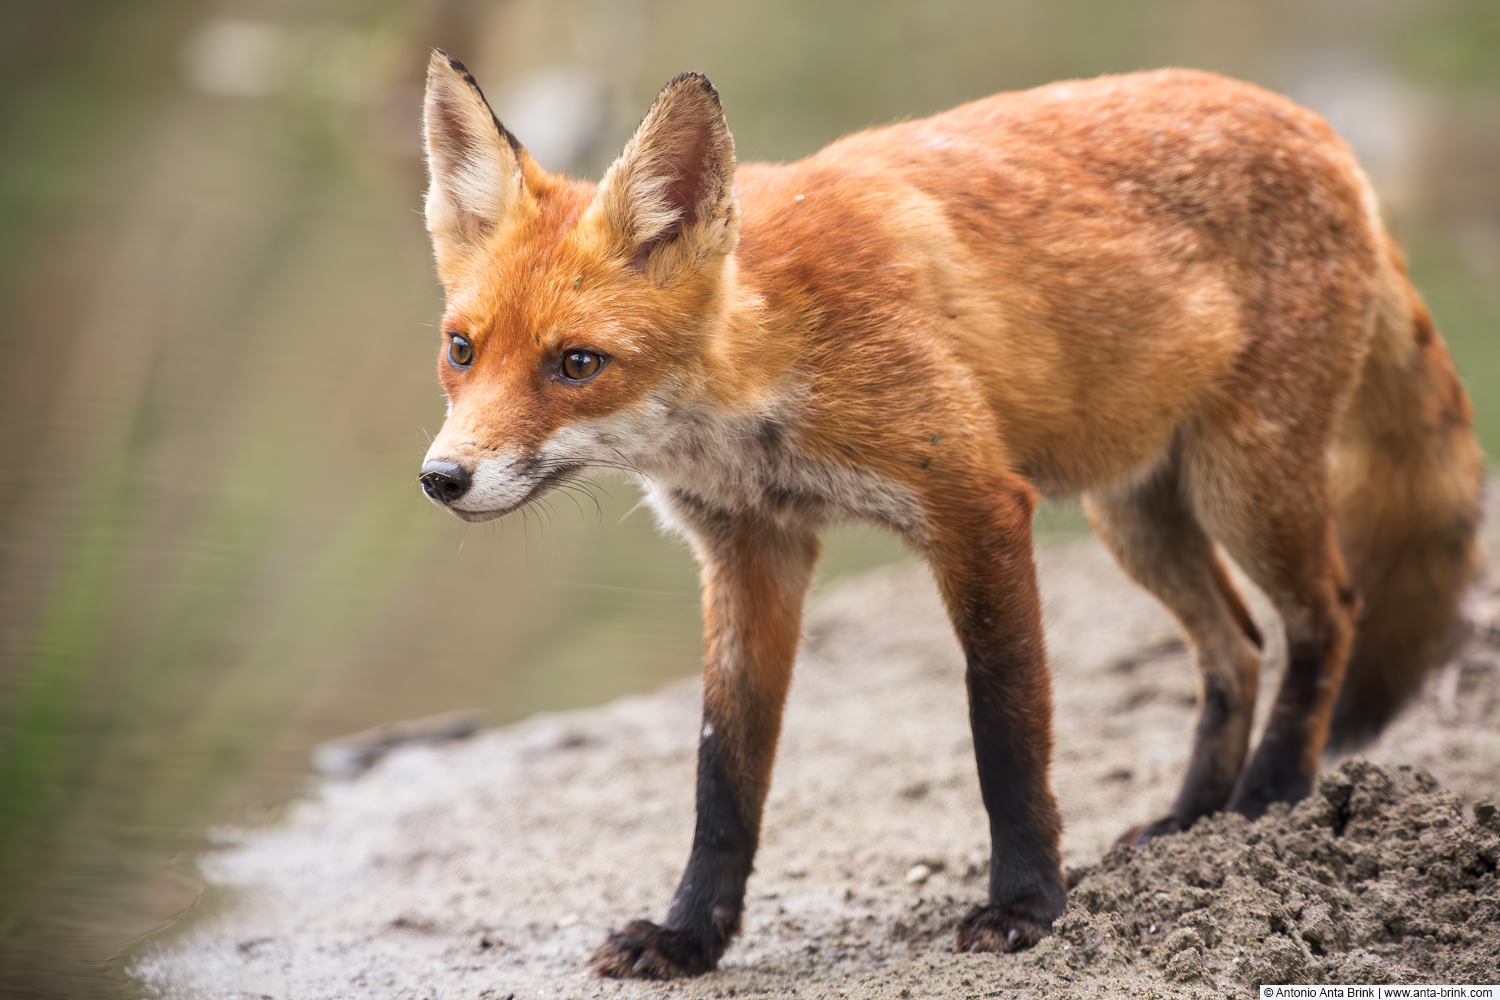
[[1037, 760, 1500, 989], [825, 761, 1500, 1000]]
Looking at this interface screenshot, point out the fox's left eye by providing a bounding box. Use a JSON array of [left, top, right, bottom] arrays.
[[448, 334, 474, 368], [560, 350, 605, 382]]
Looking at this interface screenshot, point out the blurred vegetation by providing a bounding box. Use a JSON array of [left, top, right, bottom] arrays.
[[1390, 0, 1500, 90], [0, 0, 1494, 996]]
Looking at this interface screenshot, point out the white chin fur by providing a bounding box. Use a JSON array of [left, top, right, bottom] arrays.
[[448, 505, 507, 523], [458, 455, 535, 510]]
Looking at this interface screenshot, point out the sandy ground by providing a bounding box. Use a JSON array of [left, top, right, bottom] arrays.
[[138, 502, 1500, 999]]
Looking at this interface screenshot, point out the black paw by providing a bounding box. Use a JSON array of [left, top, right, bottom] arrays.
[[1226, 741, 1318, 821], [1226, 773, 1311, 821], [588, 920, 715, 979], [954, 898, 1056, 953], [1117, 813, 1192, 847]]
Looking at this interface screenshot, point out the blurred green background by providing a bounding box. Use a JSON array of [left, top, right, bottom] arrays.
[[0, 0, 1495, 995]]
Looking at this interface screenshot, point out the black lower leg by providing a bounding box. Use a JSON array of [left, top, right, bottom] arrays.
[[666, 724, 756, 954], [956, 665, 1067, 953], [1172, 671, 1251, 820], [590, 726, 756, 978], [1229, 637, 1329, 817]]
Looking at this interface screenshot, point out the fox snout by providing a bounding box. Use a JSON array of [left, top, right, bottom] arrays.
[[419, 445, 586, 522], [419, 460, 471, 505]]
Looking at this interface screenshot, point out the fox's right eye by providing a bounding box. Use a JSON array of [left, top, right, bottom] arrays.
[[448, 334, 474, 369]]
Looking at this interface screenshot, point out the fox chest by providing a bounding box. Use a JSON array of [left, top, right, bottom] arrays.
[[636, 414, 927, 544]]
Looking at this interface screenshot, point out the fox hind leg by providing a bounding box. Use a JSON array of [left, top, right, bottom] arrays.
[[1085, 451, 1264, 844], [1187, 429, 1359, 819]]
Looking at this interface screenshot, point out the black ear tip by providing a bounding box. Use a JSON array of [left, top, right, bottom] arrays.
[[433, 49, 482, 88], [665, 71, 720, 104], [435, 49, 467, 73], [426, 49, 520, 154]]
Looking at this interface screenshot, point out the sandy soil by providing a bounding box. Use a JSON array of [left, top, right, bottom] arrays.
[[138, 502, 1500, 999]]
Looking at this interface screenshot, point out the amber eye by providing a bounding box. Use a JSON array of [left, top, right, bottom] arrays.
[[448, 334, 474, 368], [560, 350, 604, 381]]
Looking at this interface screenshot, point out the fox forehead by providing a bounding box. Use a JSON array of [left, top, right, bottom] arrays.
[[439, 184, 654, 358]]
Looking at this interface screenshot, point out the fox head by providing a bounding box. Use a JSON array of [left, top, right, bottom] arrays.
[[417, 51, 739, 522]]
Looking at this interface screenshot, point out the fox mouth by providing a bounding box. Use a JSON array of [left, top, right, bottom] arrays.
[[447, 463, 585, 523]]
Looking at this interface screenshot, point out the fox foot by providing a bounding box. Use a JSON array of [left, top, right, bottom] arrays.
[[589, 920, 716, 979], [1226, 777, 1310, 822], [1117, 813, 1193, 847], [955, 901, 1055, 953]]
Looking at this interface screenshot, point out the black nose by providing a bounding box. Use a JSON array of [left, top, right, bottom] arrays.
[[420, 460, 472, 504]]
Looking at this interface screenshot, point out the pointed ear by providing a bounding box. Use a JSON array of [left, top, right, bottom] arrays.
[[591, 72, 738, 280], [423, 50, 529, 263]]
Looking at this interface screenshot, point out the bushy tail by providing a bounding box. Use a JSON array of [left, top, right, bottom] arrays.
[[1329, 241, 1485, 751]]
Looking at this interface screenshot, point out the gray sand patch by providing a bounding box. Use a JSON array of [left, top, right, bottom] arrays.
[[137, 526, 1500, 999]]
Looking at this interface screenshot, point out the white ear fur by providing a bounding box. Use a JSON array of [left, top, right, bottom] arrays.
[[423, 50, 526, 258], [592, 72, 738, 280]]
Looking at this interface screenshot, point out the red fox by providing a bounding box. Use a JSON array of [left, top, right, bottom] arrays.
[[415, 51, 1483, 977]]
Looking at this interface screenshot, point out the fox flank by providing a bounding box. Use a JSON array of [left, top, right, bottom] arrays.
[[414, 51, 1483, 978]]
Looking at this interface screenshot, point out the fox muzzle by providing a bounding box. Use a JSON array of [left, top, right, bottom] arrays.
[[420, 460, 472, 505]]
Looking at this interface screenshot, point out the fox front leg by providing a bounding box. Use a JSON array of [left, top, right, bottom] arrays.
[[590, 512, 819, 979], [926, 481, 1066, 952]]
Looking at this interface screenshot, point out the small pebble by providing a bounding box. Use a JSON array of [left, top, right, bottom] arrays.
[[794, 194, 805, 202], [557, 913, 580, 929], [904, 863, 932, 885]]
